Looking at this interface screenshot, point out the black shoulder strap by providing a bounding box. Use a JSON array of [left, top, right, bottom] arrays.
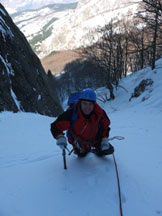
[[71, 104, 78, 127]]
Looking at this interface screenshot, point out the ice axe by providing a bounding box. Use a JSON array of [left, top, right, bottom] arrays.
[[62, 148, 67, 169], [62, 147, 71, 169]]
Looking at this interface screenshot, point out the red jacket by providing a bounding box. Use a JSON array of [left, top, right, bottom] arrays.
[[50, 102, 110, 145]]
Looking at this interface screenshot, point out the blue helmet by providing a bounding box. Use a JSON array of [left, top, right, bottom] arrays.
[[67, 92, 80, 106], [79, 88, 96, 102]]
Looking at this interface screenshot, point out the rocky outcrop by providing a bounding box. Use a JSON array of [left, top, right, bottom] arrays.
[[0, 3, 63, 116], [129, 79, 154, 101]]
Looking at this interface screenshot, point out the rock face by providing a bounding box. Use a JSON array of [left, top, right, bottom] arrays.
[[0, 3, 62, 116], [129, 79, 154, 102]]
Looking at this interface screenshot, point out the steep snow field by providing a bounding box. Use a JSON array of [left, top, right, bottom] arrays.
[[0, 59, 162, 216]]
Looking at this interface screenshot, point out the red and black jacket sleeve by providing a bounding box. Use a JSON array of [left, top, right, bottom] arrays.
[[101, 110, 111, 137], [97, 109, 111, 139], [50, 108, 73, 139]]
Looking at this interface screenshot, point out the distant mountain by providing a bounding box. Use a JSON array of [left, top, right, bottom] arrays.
[[11, 3, 78, 56], [2, 0, 78, 13], [0, 3, 62, 116], [10, 0, 141, 58]]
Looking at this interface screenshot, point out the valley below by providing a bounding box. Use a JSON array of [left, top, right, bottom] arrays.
[[41, 49, 80, 75]]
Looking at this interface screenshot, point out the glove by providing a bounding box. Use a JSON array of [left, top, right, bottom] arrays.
[[56, 135, 67, 150], [101, 138, 110, 150]]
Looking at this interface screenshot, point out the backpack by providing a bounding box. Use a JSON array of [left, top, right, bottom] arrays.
[[66, 92, 80, 133], [67, 92, 80, 107], [66, 104, 78, 140], [66, 92, 80, 140]]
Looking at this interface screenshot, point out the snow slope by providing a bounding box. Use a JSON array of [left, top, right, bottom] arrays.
[[0, 59, 162, 216]]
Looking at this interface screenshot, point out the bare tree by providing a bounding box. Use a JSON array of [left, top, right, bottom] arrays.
[[137, 0, 162, 69], [80, 20, 126, 99]]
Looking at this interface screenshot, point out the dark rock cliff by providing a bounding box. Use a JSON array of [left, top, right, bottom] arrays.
[[0, 3, 63, 116]]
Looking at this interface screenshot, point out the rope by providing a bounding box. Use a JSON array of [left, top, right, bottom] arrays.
[[108, 136, 125, 141], [66, 137, 124, 215], [68, 135, 124, 155], [112, 153, 123, 216]]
